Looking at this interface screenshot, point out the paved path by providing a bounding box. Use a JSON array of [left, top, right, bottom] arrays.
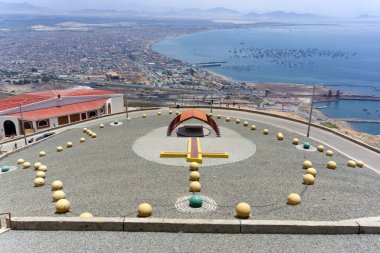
[[212, 109, 380, 174], [1, 231, 379, 253]]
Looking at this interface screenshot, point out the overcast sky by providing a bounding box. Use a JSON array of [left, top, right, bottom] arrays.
[[6, 0, 380, 16]]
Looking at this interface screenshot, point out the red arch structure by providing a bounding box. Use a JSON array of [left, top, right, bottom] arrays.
[[167, 109, 220, 137]]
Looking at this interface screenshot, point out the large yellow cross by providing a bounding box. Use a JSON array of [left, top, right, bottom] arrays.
[[160, 137, 229, 164]]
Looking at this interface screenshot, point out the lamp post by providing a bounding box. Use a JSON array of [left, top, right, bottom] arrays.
[[306, 85, 315, 138], [210, 89, 213, 114], [124, 91, 129, 119], [19, 104, 27, 146]]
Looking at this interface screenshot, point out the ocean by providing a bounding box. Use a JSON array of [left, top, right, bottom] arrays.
[[152, 23, 380, 134]]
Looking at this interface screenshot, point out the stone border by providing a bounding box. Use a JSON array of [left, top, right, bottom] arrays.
[[7, 217, 380, 234]]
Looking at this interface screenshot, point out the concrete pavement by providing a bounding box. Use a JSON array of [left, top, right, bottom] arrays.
[[1, 231, 379, 253]]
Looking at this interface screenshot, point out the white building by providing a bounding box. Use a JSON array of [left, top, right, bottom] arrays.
[[0, 89, 124, 138]]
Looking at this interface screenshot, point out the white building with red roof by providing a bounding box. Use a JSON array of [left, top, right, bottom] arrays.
[[0, 89, 124, 138]]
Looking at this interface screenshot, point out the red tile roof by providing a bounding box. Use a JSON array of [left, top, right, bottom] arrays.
[[9, 99, 107, 121], [0, 89, 117, 112], [179, 109, 208, 122]]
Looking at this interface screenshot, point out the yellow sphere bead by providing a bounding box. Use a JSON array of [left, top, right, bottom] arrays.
[[292, 138, 299, 145], [226, 117, 231, 122], [277, 133, 284, 140], [80, 137, 86, 143], [217, 114, 222, 119], [287, 193, 301, 205], [189, 162, 199, 171], [99, 123, 105, 128], [66, 142, 73, 148], [327, 161, 337, 170], [169, 110, 173, 115], [347, 160, 356, 168], [56, 146, 63, 152], [208, 113, 213, 117], [189, 182, 201, 192], [189, 171, 201, 181], [83, 128, 88, 133], [251, 125, 256, 130], [303, 160, 313, 169], [33, 162, 42, 170], [38, 165, 47, 172], [91, 133, 97, 138], [55, 199, 70, 213], [39, 151, 46, 157], [243, 121, 249, 126], [137, 203, 152, 218], [23, 162, 31, 169], [17, 158, 25, 165], [157, 112, 162, 116], [317, 145, 324, 152], [306, 167, 317, 177], [326, 150, 334, 156], [175, 111, 180, 115], [263, 129, 269, 135], [303, 174, 315, 185], [51, 180, 63, 191], [235, 119, 241, 124], [36, 171, 46, 179], [52, 190, 66, 202], [356, 161, 364, 168], [34, 177, 45, 187], [236, 202, 251, 218], [142, 114, 147, 118], [80, 212, 94, 218]]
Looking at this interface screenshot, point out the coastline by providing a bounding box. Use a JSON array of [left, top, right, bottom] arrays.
[[149, 25, 380, 147]]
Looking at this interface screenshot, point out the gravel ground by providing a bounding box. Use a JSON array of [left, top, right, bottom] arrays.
[[0, 112, 379, 220], [1, 231, 380, 253]]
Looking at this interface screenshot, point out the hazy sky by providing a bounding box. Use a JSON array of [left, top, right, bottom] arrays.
[[6, 0, 380, 16]]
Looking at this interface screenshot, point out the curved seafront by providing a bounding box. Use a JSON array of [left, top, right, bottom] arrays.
[[152, 24, 380, 135]]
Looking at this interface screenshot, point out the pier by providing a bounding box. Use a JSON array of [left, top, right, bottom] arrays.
[[195, 61, 227, 67], [331, 118, 380, 123]]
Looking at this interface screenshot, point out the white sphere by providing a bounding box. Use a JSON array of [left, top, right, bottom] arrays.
[[34, 178, 45, 187], [33, 162, 42, 170], [17, 158, 25, 165], [66, 142, 73, 148], [56, 146, 63, 152], [51, 180, 63, 191], [55, 199, 70, 213], [39, 151, 46, 157], [23, 162, 31, 169], [38, 165, 47, 172], [52, 190, 66, 202], [80, 212, 94, 218], [36, 171, 46, 178], [80, 137, 86, 143], [287, 193, 301, 205]]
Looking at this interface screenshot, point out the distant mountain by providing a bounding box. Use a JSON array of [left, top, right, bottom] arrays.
[[243, 11, 325, 20], [161, 7, 241, 18], [0, 1, 47, 13], [205, 7, 241, 15], [357, 14, 380, 19], [244, 12, 261, 18]]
